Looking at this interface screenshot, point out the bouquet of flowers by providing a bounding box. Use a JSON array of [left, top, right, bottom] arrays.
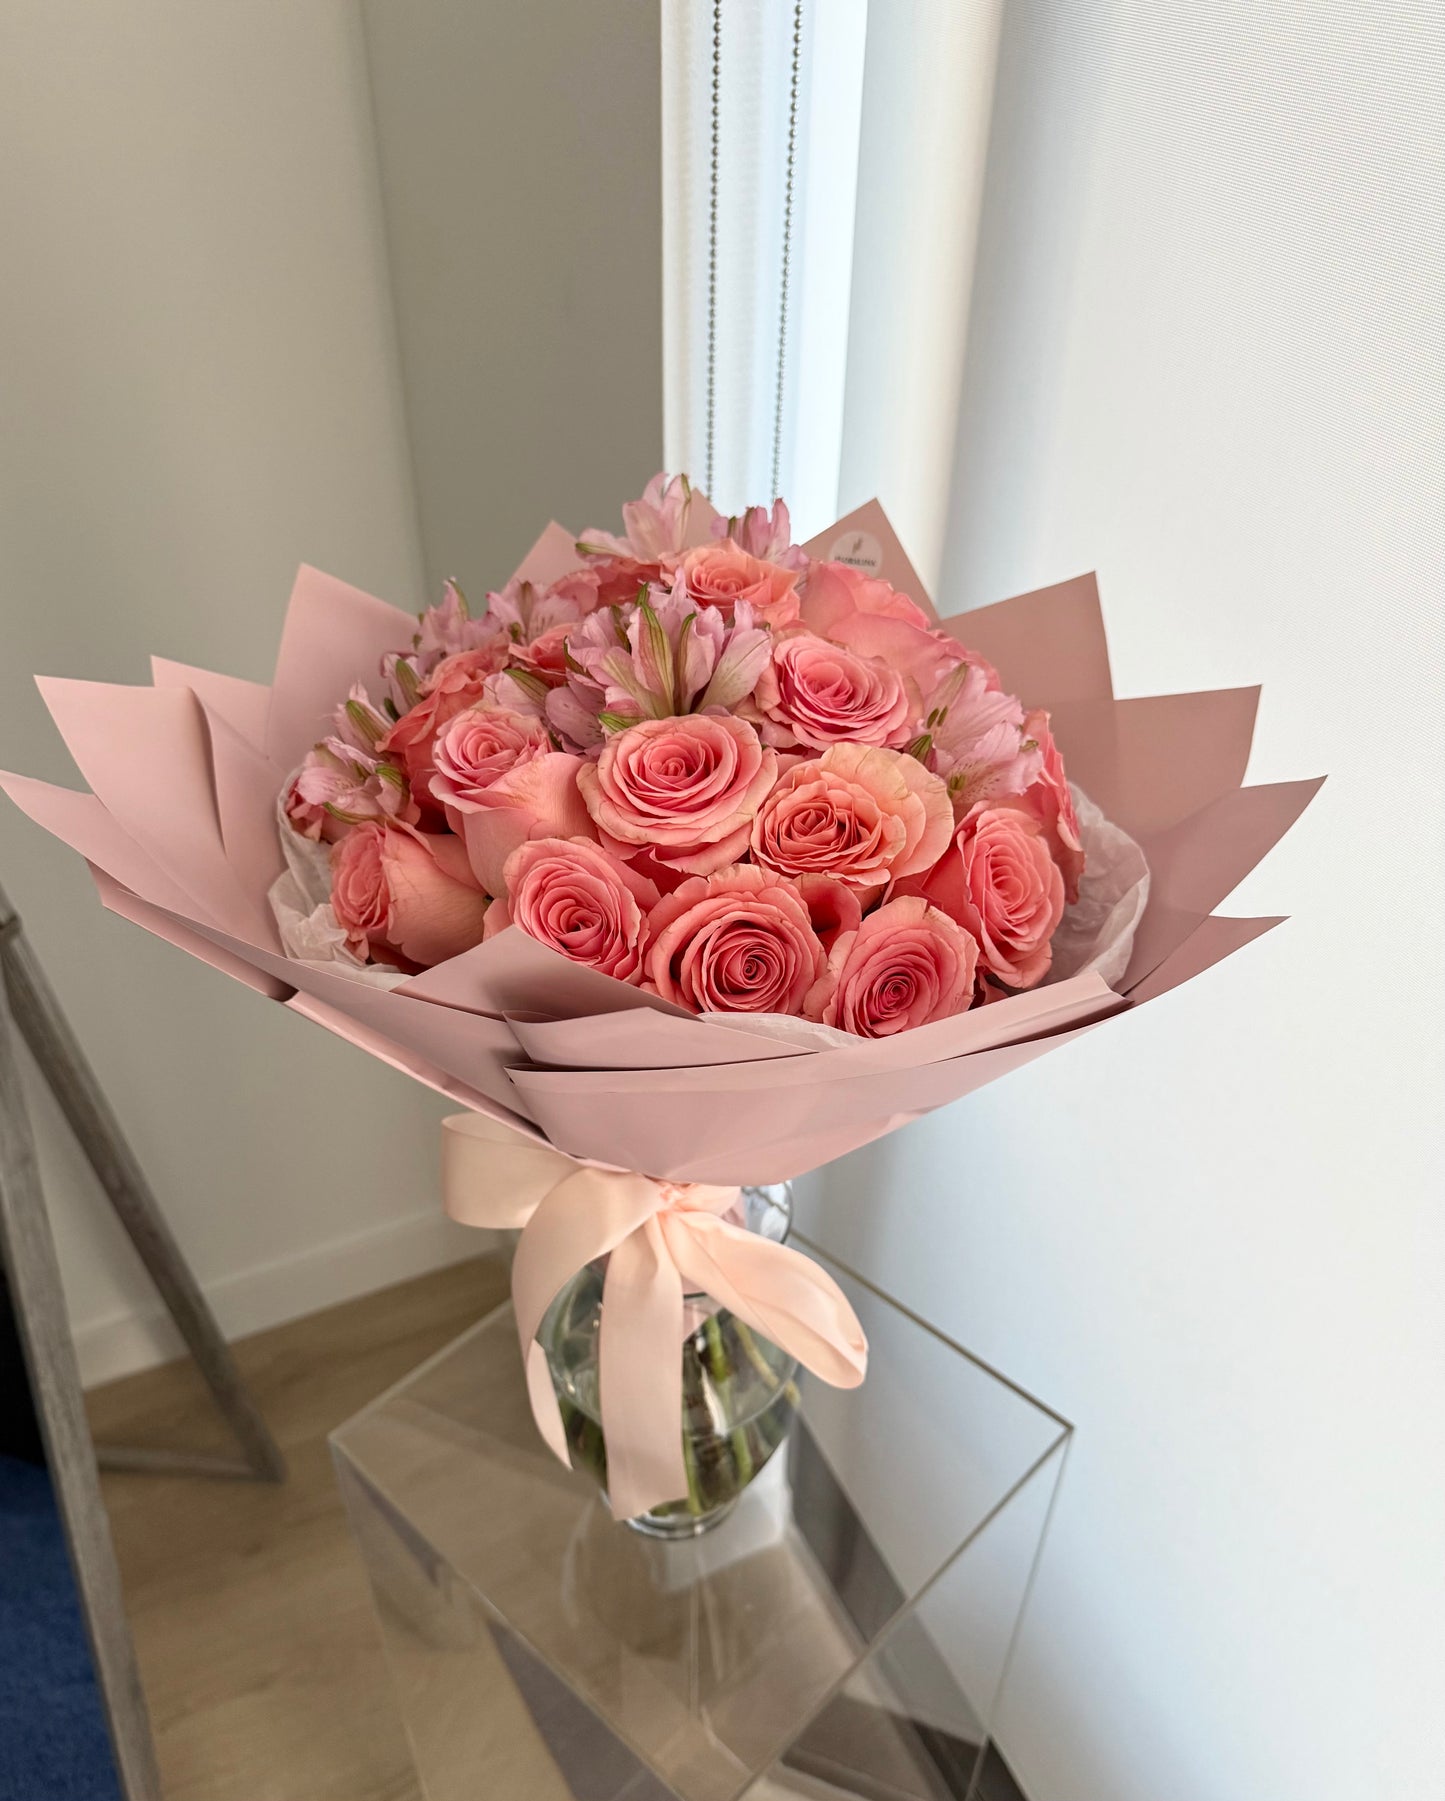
[[276, 474, 1102, 1034], [2, 479, 1319, 1524]]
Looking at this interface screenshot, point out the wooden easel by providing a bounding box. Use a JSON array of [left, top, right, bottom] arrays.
[[0, 881, 284, 1482], [0, 883, 285, 1798]]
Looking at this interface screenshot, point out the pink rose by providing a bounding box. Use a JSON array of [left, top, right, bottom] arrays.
[[801, 561, 966, 700], [794, 873, 863, 952], [902, 804, 1064, 990], [802, 560, 933, 633], [1015, 709, 1085, 904], [380, 646, 512, 818], [577, 714, 778, 876], [750, 743, 954, 891], [644, 865, 826, 1016], [429, 705, 552, 820], [331, 822, 490, 971], [493, 837, 660, 983], [809, 896, 979, 1038], [456, 751, 598, 894], [754, 633, 912, 751], [674, 541, 801, 628]]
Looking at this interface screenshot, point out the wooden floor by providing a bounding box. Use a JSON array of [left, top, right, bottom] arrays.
[[85, 1254, 511, 1801]]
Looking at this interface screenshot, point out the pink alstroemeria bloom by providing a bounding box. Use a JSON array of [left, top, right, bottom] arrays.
[[712, 497, 810, 574], [409, 579, 506, 680], [923, 662, 1043, 815], [552, 588, 772, 745], [576, 472, 720, 564], [285, 738, 419, 844], [485, 568, 600, 645]]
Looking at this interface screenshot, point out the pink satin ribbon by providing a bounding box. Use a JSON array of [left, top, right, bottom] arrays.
[[440, 1113, 869, 1519]]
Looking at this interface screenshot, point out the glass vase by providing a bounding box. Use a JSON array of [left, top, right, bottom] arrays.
[[538, 1184, 799, 1536]]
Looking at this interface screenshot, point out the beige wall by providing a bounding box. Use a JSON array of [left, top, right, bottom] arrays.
[[0, 0, 662, 1380], [360, 0, 663, 594]]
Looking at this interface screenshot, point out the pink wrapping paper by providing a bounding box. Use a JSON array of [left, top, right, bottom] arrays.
[[1, 499, 1320, 1185]]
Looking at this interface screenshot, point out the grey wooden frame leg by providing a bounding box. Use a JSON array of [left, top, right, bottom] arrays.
[[0, 963, 163, 1801], [0, 883, 284, 1482]]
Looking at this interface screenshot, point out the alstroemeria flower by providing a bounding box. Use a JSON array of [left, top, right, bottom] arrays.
[[712, 497, 810, 573], [922, 662, 1042, 815], [576, 471, 720, 564], [285, 738, 418, 843], [554, 588, 772, 742], [485, 569, 600, 647], [409, 579, 506, 679]]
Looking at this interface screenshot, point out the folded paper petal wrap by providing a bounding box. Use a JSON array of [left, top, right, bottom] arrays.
[[1, 500, 1322, 1500], [441, 1111, 867, 1517]]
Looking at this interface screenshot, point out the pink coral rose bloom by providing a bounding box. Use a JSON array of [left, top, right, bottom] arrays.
[[801, 561, 967, 701], [794, 873, 863, 952], [674, 541, 802, 628], [1014, 708, 1086, 904], [491, 836, 660, 983], [331, 822, 489, 971], [808, 896, 979, 1038], [755, 633, 913, 751], [902, 803, 1065, 990], [429, 705, 552, 822], [750, 743, 953, 891], [644, 865, 826, 1016], [380, 646, 512, 819], [577, 714, 778, 876], [456, 751, 597, 895]]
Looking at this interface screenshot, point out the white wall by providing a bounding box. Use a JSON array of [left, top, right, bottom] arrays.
[[799, 4, 1445, 1798], [0, 2, 661, 1383]]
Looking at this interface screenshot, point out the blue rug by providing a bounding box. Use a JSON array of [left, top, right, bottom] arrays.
[[0, 1453, 121, 1800]]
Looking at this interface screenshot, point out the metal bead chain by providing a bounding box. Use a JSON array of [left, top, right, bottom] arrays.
[[771, 0, 804, 503], [704, 0, 721, 497]]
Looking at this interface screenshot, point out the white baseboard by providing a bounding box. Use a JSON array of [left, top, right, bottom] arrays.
[[74, 1206, 497, 1390]]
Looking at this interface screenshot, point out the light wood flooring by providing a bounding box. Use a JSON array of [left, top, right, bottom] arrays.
[[85, 1253, 511, 1801]]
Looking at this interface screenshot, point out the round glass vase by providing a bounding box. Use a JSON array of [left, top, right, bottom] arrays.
[[539, 1184, 799, 1538]]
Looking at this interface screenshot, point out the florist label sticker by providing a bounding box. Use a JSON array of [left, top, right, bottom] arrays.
[[827, 530, 884, 575]]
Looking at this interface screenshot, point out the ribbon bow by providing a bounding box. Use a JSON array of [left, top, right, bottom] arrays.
[[441, 1113, 868, 1518]]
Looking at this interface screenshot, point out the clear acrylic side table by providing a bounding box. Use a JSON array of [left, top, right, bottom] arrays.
[[331, 1247, 1068, 1801]]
